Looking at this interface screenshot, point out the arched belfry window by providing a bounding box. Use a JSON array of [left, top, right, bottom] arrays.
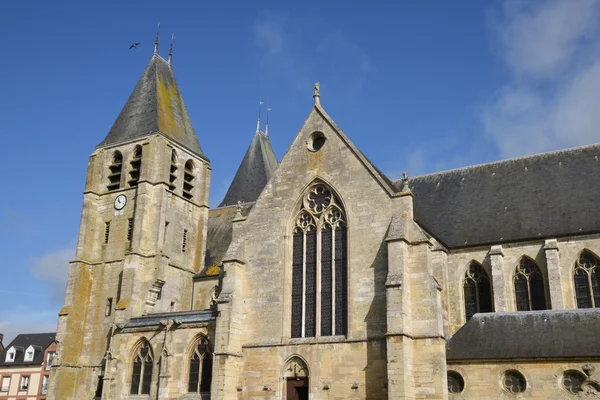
[[107, 151, 123, 191], [188, 336, 212, 394], [128, 145, 142, 187], [514, 257, 547, 311], [169, 150, 178, 191], [463, 262, 493, 321], [291, 183, 347, 338], [574, 250, 600, 308], [130, 340, 153, 395], [183, 160, 195, 200]]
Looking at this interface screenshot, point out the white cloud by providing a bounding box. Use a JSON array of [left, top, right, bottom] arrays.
[[482, 0, 600, 158], [0, 307, 58, 346], [31, 247, 74, 303]]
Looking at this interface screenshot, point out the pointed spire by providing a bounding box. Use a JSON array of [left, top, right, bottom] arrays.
[[313, 82, 320, 105], [266, 97, 271, 137], [256, 101, 263, 133], [154, 22, 160, 55], [168, 33, 175, 65]]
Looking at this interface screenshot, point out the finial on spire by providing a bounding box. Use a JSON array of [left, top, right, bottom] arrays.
[[313, 82, 321, 105], [400, 172, 412, 194], [266, 96, 271, 137], [256, 101, 263, 133], [168, 33, 175, 65], [154, 22, 160, 55]]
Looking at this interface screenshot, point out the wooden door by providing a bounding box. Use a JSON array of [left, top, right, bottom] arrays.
[[286, 378, 309, 400]]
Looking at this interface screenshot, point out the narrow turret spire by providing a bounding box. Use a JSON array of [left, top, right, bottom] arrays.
[[256, 101, 263, 133], [266, 97, 271, 137], [154, 22, 160, 55], [313, 82, 320, 105], [168, 33, 175, 65]]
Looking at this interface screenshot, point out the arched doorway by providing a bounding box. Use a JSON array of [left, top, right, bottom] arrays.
[[283, 356, 309, 400]]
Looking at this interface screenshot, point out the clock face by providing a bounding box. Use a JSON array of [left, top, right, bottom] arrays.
[[114, 194, 127, 210]]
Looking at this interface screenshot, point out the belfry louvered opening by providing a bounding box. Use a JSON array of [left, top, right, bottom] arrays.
[[169, 150, 178, 191], [128, 145, 142, 187], [107, 151, 123, 191], [183, 159, 195, 200], [291, 183, 348, 338]]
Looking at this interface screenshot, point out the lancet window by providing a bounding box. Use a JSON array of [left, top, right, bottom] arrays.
[[463, 262, 493, 321], [107, 151, 123, 191], [188, 336, 212, 394], [183, 160, 195, 200], [291, 183, 347, 338], [574, 250, 600, 308], [128, 145, 142, 187], [514, 257, 547, 311], [130, 341, 153, 395]]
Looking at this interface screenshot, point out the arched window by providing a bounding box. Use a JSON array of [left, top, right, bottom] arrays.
[[183, 159, 195, 200], [463, 262, 493, 321], [514, 257, 547, 311], [130, 341, 153, 395], [188, 336, 212, 394], [128, 145, 142, 187], [291, 183, 347, 338], [107, 151, 123, 191], [169, 150, 178, 191], [574, 250, 600, 308]]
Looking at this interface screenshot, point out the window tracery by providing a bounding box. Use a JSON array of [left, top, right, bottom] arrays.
[[514, 257, 547, 311], [502, 370, 526, 394], [291, 182, 347, 338], [130, 341, 153, 395], [574, 251, 600, 308], [188, 336, 212, 394], [463, 262, 493, 321]]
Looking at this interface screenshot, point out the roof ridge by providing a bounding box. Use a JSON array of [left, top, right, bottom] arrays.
[[401, 142, 600, 182]]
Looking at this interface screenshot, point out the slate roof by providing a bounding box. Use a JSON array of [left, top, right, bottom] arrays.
[[219, 130, 278, 207], [0, 332, 55, 367], [97, 55, 206, 159], [198, 203, 254, 278], [447, 309, 600, 361], [394, 143, 600, 248]]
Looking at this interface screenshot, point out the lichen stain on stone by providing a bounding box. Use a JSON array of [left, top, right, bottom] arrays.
[[306, 146, 325, 172], [157, 73, 187, 144], [116, 297, 131, 310]]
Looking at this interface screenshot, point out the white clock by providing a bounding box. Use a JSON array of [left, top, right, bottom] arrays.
[[114, 194, 127, 210]]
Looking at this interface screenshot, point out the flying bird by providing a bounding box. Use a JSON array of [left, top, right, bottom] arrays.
[[129, 42, 140, 50]]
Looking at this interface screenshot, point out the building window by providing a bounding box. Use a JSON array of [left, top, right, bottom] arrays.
[[463, 261, 493, 321], [574, 250, 600, 308], [130, 341, 153, 395], [188, 336, 212, 393], [105, 298, 113, 316], [514, 257, 547, 311], [5, 347, 15, 362], [41, 375, 49, 395], [19, 375, 29, 391], [447, 371, 465, 394], [1, 376, 10, 391], [169, 150, 178, 191], [107, 151, 123, 191], [24, 346, 34, 362], [563, 370, 586, 394], [46, 351, 55, 370], [128, 145, 142, 187], [182, 229, 188, 253], [502, 370, 526, 393], [183, 160, 195, 200], [291, 182, 347, 338], [104, 221, 111, 244]]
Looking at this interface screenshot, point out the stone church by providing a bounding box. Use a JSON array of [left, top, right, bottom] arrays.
[[47, 43, 600, 400]]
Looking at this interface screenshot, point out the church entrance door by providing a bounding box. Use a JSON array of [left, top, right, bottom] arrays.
[[286, 378, 309, 400]]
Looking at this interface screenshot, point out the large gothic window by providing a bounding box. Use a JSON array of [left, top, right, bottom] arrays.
[[291, 183, 347, 338], [463, 262, 493, 321], [514, 257, 547, 311], [130, 341, 153, 395], [574, 250, 600, 308], [188, 336, 212, 394]]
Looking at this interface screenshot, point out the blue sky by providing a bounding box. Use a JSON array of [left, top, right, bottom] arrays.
[[1, 0, 600, 344]]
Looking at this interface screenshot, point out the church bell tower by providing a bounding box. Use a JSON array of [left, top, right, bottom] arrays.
[[48, 42, 210, 399]]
